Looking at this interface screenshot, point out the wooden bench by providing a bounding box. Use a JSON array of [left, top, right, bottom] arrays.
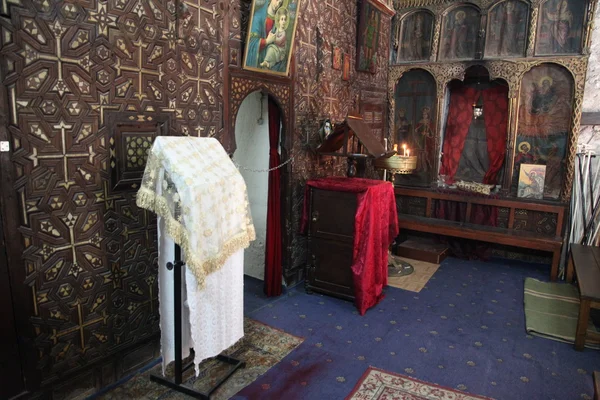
[[570, 244, 600, 351], [395, 187, 567, 281]]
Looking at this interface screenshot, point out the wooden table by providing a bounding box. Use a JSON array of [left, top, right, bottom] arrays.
[[571, 244, 600, 351]]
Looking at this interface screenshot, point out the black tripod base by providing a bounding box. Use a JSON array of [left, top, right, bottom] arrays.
[[149, 355, 246, 399]]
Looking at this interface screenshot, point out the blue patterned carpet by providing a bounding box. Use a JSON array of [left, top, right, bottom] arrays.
[[237, 258, 600, 400]]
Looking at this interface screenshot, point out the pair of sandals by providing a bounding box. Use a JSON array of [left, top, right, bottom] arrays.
[[388, 251, 414, 277]]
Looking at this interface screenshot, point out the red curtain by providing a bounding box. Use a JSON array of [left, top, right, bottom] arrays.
[[482, 85, 509, 184], [440, 86, 480, 182], [264, 97, 282, 297]]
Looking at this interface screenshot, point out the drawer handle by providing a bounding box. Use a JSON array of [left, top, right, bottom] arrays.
[[312, 211, 319, 222]]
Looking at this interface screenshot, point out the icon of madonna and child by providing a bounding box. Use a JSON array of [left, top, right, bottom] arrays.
[[243, 0, 301, 76]]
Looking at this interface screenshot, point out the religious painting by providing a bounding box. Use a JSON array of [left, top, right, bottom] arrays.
[[518, 164, 547, 199], [243, 0, 302, 77], [392, 10, 434, 63], [332, 45, 342, 70], [357, 0, 381, 73], [535, 0, 586, 55], [440, 6, 481, 60], [485, 0, 529, 58], [393, 69, 437, 186], [319, 119, 333, 142], [342, 53, 351, 81], [514, 64, 574, 199]]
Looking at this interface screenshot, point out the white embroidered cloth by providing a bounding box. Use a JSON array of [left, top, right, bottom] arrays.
[[136, 136, 255, 288], [136, 136, 254, 375]]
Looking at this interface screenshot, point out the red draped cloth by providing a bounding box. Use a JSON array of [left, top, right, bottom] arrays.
[[301, 177, 399, 315], [482, 85, 509, 185], [441, 85, 508, 184], [440, 86, 480, 182], [264, 97, 282, 297]]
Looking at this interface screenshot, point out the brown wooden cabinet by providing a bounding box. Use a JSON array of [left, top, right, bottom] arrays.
[[305, 187, 357, 301]]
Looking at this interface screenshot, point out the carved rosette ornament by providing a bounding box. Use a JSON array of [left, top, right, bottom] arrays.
[[487, 60, 526, 99]]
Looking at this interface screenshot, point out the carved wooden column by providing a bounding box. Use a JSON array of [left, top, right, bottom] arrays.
[[387, 82, 397, 146], [526, 4, 539, 57], [433, 84, 446, 183], [562, 58, 590, 201], [430, 14, 441, 62], [488, 60, 524, 193], [583, 0, 598, 55], [387, 66, 409, 147], [502, 94, 519, 194]]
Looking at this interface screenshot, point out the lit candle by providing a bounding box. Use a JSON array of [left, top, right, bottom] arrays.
[[402, 144, 407, 156]]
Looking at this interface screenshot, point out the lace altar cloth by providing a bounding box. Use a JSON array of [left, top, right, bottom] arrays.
[[136, 136, 255, 288], [136, 136, 255, 375]]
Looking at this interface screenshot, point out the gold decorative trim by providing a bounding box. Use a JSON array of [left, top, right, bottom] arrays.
[[527, 5, 539, 57], [584, 0, 598, 55], [136, 151, 255, 289], [430, 14, 441, 62]]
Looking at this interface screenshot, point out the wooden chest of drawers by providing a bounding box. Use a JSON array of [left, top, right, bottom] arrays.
[[305, 187, 357, 301]]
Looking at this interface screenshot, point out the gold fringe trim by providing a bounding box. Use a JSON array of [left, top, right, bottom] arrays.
[[136, 187, 255, 289]]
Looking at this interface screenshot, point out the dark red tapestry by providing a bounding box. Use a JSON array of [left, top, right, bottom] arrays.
[[482, 85, 509, 184], [440, 86, 480, 182]]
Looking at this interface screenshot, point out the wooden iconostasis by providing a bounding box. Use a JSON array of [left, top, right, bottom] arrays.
[[388, 0, 596, 201]]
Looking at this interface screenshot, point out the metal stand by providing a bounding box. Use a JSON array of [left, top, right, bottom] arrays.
[[150, 243, 246, 399]]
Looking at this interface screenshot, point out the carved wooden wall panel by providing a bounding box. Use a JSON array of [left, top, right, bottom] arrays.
[[226, 0, 392, 283], [0, 0, 225, 393], [289, 0, 392, 278]]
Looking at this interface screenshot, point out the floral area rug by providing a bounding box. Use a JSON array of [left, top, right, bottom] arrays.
[[346, 367, 494, 400], [95, 318, 303, 400]]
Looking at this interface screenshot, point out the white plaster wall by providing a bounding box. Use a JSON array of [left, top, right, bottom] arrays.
[[233, 92, 270, 280], [583, 3, 600, 113], [579, 125, 600, 152]]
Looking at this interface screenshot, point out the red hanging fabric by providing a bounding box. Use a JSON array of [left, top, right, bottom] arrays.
[[264, 97, 282, 297], [482, 85, 509, 184], [440, 86, 480, 182], [300, 177, 398, 315]]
